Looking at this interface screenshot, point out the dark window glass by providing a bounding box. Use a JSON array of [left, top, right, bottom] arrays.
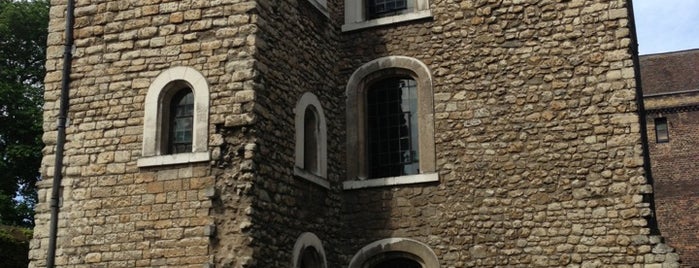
[[304, 106, 319, 174], [655, 117, 669, 143], [371, 257, 421, 268], [367, 77, 419, 178], [169, 89, 194, 154], [299, 247, 322, 268], [368, 0, 408, 19]]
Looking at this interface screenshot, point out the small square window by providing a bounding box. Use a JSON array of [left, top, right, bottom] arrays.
[[655, 117, 669, 143]]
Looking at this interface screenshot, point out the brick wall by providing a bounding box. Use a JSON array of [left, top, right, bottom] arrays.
[[646, 108, 699, 267], [641, 48, 699, 267]]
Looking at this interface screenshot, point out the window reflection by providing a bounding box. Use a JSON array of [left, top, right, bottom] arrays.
[[367, 77, 419, 178], [169, 89, 194, 154]]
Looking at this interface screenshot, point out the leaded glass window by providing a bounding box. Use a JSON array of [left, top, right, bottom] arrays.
[[299, 247, 322, 268], [368, 0, 409, 19], [367, 77, 419, 178], [304, 106, 319, 174], [169, 89, 194, 154], [371, 257, 421, 268]]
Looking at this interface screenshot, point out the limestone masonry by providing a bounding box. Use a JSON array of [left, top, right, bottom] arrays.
[[31, 0, 682, 267]]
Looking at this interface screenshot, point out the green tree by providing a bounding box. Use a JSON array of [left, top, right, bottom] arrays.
[[0, 225, 32, 267], [0, 0, 49, 227]]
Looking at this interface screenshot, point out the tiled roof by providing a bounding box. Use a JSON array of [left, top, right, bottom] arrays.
[[640, 48, 699, 95]]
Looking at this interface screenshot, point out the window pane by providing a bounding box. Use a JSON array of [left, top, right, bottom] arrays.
[[372, 257, 421, 268], [655, 117, 669, 143], [367, 77, 419, 178], [304, 107, 319, 174], [300, 247, 322, 268], [368, 0, 409, 19], [169, 89, 194, 154]]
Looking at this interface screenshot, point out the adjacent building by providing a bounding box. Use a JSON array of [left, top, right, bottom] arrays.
[[641, 48, 699, 267], [31, 0, 681, 267]]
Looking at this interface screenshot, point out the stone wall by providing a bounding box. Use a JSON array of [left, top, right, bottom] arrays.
[[32, 0, 261, 266], [339, 0, 679, 266], [242, 0, 345, 266], [32, 0, 683, 267]]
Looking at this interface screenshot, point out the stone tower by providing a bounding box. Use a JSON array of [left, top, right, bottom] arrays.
[[31, 0, 681, 267]]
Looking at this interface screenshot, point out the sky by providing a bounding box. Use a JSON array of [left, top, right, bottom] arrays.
[[633, 0, 699, 55]]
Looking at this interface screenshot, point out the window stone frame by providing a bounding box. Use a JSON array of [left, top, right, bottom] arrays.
[[342, 0, 431, 32], [344, 56, 438, 190], [138, 66, 210, 167], [306, 0, 329, 17], [347, 238, 440, 268], [292, 232, 328, 268], [294, 92, 329, 189]]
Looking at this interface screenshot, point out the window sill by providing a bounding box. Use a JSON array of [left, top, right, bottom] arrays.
[[341, 9, 432, 32], [294, 166, 331, 189], [342, 172, 438, 190], [137, 151, 210, 167]]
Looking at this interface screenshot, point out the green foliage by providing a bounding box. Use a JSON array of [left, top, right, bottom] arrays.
[[0, 224, 33, 267], [0, 0, 49, 227]]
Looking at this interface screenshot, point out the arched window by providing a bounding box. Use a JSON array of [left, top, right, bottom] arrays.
[[138, 66, 210, 167], [294, 93, 328, 188], [367, 255, 422, 268], [344, 56, 438, 189], [292, 232, 328, 268]]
